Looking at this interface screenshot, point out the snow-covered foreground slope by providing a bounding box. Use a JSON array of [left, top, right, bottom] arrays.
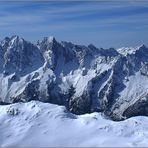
[[0, 101, 148, 147]]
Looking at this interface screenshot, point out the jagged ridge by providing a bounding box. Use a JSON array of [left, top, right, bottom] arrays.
[[0, 35, 148, 121]]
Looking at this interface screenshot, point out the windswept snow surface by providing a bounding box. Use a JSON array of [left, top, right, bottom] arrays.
[[0, 101, 148, 147]]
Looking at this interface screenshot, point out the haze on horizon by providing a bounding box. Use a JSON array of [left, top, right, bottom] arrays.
[[0, 1, 148, 48]]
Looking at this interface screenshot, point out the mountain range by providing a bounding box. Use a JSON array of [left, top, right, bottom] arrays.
[[0, 35, 148, 121]]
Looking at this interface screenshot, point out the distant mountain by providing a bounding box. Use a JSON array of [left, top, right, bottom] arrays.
[[0, 35, 148, 121]]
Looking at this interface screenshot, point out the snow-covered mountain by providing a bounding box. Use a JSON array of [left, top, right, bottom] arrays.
[[0, 35, 148, 121], [0, 101, 148, 147]]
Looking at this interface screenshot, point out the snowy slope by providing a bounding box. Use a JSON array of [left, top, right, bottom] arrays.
[[0, 101, 148, 147]]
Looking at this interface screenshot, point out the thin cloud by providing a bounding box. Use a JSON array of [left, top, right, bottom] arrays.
[[0, 1, 147, 48]]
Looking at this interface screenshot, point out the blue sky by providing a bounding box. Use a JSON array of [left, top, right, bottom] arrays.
[[0, 1, 148, 48]]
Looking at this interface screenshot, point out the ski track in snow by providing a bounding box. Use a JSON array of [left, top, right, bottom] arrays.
[[0, 101, 148, 147]]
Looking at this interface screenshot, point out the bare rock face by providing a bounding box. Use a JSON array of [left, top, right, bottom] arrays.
[[0, 35, 148, 120], [2, 35, 44, 76]]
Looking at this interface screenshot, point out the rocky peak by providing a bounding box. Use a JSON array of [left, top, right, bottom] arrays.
[[0, 37, 11, 50], [136, 44, 148, 55], [1, 35, 44, 75], [37, 36, 58, 52]]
